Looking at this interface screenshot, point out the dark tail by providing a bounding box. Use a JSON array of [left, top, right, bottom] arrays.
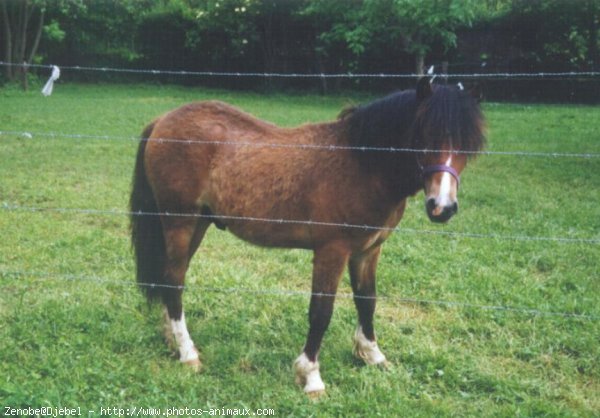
[[130, 122, 165, 302]]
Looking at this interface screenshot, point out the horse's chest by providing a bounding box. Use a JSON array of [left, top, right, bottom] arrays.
[[359, 227, 395, 252], [361, 231, 386, 251], [358, 199, 407, 250]]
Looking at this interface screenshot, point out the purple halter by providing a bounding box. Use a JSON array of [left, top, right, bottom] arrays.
[[422, 164, 461, 186]]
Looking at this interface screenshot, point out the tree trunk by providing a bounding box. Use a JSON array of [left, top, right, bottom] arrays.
[[589, 0, 598, 71], [16, 0, 33, 91], [27, 9, 44, 64], [21, 61, 28, 91], [13, 0, 24, 63], [442, 60, 448, 83], [1, 0, 13, 79], [18, 0, 32, 64], [415, 53, 425, 76], [316, 54, 328, 94], [1, 0, 44, 88]]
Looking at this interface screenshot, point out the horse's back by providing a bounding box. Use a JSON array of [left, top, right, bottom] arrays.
[[155, 100, 279, 140], [143, 101, 336, 242], [143, 101, 274, 197]]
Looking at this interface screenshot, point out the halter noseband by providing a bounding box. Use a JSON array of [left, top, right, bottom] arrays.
[[421, 164, 461, 186]]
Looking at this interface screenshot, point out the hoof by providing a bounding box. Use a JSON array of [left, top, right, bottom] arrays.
[[180, 345, 201, 372], [294, 353, 326, 395], [183, 357, 202, 373], [377, 359, 392, 370], [353, 327, 387, 366], [306, 389, 325, 399], [294, 374, 326, 395]]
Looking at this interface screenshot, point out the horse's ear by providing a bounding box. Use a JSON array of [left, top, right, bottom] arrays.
[[416, 77, 432, 101], [468, 83, 484, 103]]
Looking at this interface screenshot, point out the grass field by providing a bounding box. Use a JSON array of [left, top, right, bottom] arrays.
[[0, 82, 599, 417]]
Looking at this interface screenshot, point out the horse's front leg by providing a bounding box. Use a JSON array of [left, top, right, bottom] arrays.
[[294, 242, 349, 396], [349, 245, 388, 366]]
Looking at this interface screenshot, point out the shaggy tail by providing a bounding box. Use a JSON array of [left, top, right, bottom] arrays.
[[130, 122, 165, 302]]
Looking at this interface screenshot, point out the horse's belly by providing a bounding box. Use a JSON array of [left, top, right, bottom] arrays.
[[204, 151, 317, 248], [202, 185, 315, 248], [225, 220, 313, 249]]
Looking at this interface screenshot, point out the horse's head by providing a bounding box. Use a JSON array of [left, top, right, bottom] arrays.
[[413, 77, 485, 223], [420, 150, 465, 223]]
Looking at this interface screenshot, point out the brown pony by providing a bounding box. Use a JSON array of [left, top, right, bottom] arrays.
[[130, 78, 485, 395]]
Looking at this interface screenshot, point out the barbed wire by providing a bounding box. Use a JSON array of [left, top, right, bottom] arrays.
[[0, 269, 596, 320], [2, 203, 598, 245], [1, 130, 599, 159], [1, 63, 598, 324], [2, 61, 600, 79]]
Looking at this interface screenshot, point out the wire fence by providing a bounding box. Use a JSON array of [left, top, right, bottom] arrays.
[[1, 130, 599, 159], [1, 63, 598, 324], [1, 270, 596, 321], [1, 126, 598, 245], [2, 203, 599, 245], [2, 61, 600, 80]]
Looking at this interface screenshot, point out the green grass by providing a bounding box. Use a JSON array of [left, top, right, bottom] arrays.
[[0, 83, 599, 417]]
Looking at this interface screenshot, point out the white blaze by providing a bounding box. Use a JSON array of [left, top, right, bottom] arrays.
[[437, 156, 453, 206]]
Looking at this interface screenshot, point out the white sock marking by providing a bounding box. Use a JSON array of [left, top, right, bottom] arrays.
[[353, 326, 386, 365], [294, 353, 325, 393], [170, 311, 199, 363]]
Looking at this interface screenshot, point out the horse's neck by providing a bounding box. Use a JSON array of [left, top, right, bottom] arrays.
[[305, 120, 423, 202], [388, 157, 424, 200]]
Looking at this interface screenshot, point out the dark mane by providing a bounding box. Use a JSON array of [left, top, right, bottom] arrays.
[[340, 84, 485, 156], [340, 89, 418, 151]]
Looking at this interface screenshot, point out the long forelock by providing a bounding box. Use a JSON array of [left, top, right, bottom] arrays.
[[415, 85, 486, 156]]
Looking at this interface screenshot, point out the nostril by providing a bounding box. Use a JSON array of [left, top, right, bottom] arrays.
[[426, 198, 436, 211], [451, 202, 458, 214]]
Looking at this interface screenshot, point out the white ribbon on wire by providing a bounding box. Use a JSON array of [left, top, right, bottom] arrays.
[[427, 65, 437, 83], [41, 65, 60, 96]]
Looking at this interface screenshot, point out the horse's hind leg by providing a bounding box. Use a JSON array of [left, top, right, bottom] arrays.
[[349, 246, 387, 366], [161, 216, 210, 371]]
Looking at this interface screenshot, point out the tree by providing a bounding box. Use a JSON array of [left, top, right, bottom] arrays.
[[182, 0, 312, 89], [303, 0, 477, 77], [185, 0, 263, 71], [136, 0, 196, 78], [1, 0, 46, 85], [368, 0, 477, 74], [487, 0, 599, 71], [302, 0, 369, 69], [48, 0, 154, 68]]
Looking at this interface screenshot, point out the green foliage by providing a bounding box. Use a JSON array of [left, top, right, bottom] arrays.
[[3, 1, 599, 93], [312, 0, 477, 55], [43, 20, 65, 43], [0, 83, 599, 415], [136, 2, 195, 70], [186, 0, 262, 66], [389, 0, 477, 54], [10, 0, 593, 99], [43, 0, 156, 65], [303, 0, 366, 54], [301, 0, 369, 72], [301, 0, 478, 74], [509, 0, 598, 69]]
